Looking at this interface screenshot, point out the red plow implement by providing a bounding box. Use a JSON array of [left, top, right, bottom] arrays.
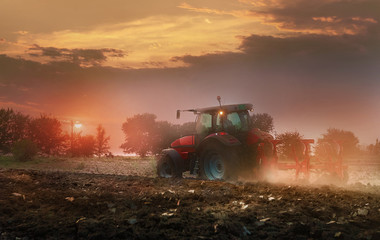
[[258, 139, 348, 183]]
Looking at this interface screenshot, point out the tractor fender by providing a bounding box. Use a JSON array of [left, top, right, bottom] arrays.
[[197, 132, 241, 153], [161, 148, 185, 174]]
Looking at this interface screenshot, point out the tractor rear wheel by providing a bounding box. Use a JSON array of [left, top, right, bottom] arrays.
[[199, 143, 237, 180], [157, 155, 181, 178]]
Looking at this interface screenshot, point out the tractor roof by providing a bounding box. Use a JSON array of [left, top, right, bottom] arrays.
[[196, 103, 253, 113]]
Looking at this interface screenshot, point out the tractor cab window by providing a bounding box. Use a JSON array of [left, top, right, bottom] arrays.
[[196, 113, 212, 135], [216, 111, 250, 133], [238, 112, 250, 131]]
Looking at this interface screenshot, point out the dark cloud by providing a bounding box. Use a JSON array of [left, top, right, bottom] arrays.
[[248, 0, 380, 35], [240, 33, 379, 66], [0, 54, 44, 82], [27, 45, 125, 66], [174, 27, 380, 77], [28, 45, 67, 58]]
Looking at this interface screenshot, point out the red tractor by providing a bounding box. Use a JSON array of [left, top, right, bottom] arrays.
[[157, 98, 273, 180]]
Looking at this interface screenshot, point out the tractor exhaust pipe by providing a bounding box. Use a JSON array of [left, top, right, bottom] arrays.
[[217, 96, 222, 108]]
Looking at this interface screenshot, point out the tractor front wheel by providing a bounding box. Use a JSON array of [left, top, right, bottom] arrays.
[[157, 155, 181, 178]]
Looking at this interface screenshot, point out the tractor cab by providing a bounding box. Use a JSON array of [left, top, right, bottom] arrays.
[[194, 104, 253, 143]]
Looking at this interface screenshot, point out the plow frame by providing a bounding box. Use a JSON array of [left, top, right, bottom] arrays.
[[257, 139, 348, 182]]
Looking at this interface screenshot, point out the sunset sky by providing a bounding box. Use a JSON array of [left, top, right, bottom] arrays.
[[1, 0, 379, 153]]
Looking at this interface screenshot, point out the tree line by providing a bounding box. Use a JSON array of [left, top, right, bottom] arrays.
[[1, 107, 378, 160], [0, 108, 110, 160]]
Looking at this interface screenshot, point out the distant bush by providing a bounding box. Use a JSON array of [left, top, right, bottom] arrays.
[[276, 131, 303, 160], [316, 128, 360, 158], [251, 113, 274, 133], [12, 139, 38, 161]]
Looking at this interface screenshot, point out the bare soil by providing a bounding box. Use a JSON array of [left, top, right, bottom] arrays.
[[1, 166, 380, 240]]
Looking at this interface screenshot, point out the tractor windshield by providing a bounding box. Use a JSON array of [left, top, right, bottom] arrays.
[[216, 111, 250, 133]]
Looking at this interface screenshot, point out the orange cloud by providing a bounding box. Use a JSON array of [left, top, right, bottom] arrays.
[[312, 16, 340, 23], [8, 15, 261, 69], [178, 3, 251, 18], [352, 17, 378, 23]]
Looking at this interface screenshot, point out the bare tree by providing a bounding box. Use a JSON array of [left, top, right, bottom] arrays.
[[94, 124, 110, 158]]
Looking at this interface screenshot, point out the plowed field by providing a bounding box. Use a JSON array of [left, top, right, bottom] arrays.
[[1, 166, 380, 240]]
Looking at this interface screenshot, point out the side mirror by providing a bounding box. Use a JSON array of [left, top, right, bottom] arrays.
[[176, 110, 181, 119]]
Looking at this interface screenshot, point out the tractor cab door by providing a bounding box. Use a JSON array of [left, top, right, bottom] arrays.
[[195, 112, 213, 146]]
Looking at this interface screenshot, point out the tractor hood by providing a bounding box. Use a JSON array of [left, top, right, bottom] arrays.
[[170, 135, 195, 148]]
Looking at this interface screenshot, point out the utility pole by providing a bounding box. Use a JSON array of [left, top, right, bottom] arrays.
[[71, 120, 74, 157]]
